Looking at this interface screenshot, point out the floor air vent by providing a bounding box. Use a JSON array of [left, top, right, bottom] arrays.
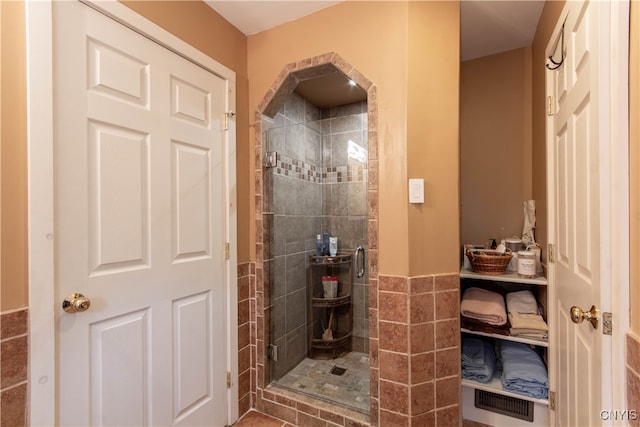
[[474, 390, 534, 422]]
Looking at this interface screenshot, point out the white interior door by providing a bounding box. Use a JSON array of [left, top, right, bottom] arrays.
[[546, 1, 615, 425], [53, 2, 229, 425]]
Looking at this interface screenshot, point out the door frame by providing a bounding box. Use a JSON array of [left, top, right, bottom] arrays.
[[545, 0, 629, 421], [25, 1, 238, 425]]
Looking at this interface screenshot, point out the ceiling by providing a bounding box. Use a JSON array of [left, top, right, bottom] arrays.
[[206, 0, 545, 108]]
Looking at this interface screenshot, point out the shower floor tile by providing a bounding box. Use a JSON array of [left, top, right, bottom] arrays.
[[273, 352, 370, 414]]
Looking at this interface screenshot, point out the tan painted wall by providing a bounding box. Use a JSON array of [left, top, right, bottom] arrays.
[[407, 2, 460, 276], [247, 1, 460, 276], [532, 0, 565, 262], [460, 47, 532, 247], [630, 0, 639, 334], [525, 8, 569, 376], [1, 1, 28, 311], [122, 1, 251, 263]]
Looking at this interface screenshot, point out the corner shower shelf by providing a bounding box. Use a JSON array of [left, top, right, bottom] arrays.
[[311, 332, 352, 348], [308, 253, 353, 359], [311, 294, 351, 307]]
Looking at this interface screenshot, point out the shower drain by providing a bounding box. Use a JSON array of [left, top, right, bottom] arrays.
[[330, 366, 347, 376]]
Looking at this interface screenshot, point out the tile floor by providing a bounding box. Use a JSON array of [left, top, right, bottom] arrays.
[[272, 351, 370, 414], [234, 410, 289, 427]]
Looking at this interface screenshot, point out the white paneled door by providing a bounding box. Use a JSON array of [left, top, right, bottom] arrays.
[[546, 0, 627, 425], [53, 2, 229, 425]]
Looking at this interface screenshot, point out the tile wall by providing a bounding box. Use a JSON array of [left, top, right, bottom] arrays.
[[238, 263, 254, 416], [374, 274, 460, 425], [321, 102, 369, 353], [262, 93, 370, 378], [263, 93, 324, 379], [1, 309, 29, 427], [627, 332, 640, 427]]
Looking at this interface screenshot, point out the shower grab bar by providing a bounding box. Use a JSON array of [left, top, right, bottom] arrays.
[[355, 246, 365, 278]]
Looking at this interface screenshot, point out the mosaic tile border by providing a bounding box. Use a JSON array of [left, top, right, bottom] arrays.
[[273, 154, 321, 182], [272, 154, 368, 184]]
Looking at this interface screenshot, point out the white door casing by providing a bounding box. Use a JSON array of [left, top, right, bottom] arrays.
[[546, 0, 629, 425], [26, 1, 238, 425]]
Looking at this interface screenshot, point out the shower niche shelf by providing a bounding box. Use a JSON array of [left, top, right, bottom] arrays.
[[308, 253, 353, 359]]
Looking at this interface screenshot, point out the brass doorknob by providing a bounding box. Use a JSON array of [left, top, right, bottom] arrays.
[[62, 293, 91, 313], [570, 305, 599, 329]]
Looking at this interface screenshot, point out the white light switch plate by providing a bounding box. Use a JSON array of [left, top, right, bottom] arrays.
[[409, 178, 424, 203]]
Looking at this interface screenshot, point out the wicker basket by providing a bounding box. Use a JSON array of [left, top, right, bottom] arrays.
[[465, 249, 512, 275]]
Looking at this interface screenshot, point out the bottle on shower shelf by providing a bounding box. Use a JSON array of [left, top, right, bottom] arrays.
[[329, 237, 338, 256], [322, 232, 330, 256]]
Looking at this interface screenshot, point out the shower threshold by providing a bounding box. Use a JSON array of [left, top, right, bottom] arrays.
[[272, 351, 370, 414]]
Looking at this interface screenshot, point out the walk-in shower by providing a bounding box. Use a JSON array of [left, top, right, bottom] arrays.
[[261, 92, 370, 413]]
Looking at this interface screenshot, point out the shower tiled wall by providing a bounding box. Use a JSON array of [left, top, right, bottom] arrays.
[[263, 93, 370, 378], [263, 93, 324, 379], [1, 309, 29, 427], [321, 102, 369, 353]]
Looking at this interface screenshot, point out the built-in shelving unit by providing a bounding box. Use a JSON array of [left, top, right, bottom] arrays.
[[461, 266, 550, 408], [460, 268, 548, 286], [462, 374, 549, 406]]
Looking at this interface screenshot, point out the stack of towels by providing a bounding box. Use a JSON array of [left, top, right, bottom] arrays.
[[460, 287, 509, 335], [500, 341, 549, 399], [506, 290, 548, 339], [461, 337, 496, 383]]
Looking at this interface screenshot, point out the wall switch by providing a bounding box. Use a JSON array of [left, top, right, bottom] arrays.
[[409, 179, 424, 204]]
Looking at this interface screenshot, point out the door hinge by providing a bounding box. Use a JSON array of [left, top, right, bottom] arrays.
[[268, 344, 278, 362], [224, 242, 230, 260], [550, 390, 556, 410], [226, 371, 232, 389], [547, 95, 556, 116], [548, 243, 555, 263], [224, 111, 236, 131], [603, 312, 613, 335]]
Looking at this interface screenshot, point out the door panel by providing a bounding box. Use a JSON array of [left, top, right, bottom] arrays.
[[173, 142, 211, 260], [54, 2, 228, 425], [547, 0, 607, 425], [173, 292, 214, 421], [90, 310, 151, 427], [88, 121, 150, 273]]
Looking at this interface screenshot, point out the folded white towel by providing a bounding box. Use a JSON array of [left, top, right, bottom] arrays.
[[506, 290, 538, 314]]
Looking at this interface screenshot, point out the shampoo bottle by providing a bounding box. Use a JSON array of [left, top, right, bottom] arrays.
[[322, 232, 330, 256], [316, 235, 323, 256]]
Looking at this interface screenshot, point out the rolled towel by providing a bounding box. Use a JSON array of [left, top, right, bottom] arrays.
[[506, 290, 538, 314], [461, 287, 507, 326], [462, 337, 496, 383], [500, 341, 548, 399]]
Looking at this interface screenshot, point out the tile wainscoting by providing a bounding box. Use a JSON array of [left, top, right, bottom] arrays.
[[1, 309, 28, 427], [238, 266, 461, 426], [627, 332, 640, 427]]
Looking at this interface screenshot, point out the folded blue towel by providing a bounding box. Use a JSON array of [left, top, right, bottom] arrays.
[[462, 337, 496, 383], [500, 341, 548, 399]]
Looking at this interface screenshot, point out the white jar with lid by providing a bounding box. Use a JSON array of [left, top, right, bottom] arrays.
[[517, 251, 536, 278], [505, 237, 523, 253]]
